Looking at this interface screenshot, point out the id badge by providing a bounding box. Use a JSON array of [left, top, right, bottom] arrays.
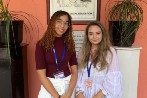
[[53, 71, 65, 79], [84, 79, 92, 88]]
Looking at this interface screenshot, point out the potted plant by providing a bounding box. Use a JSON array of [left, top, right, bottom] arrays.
[[107, 0, 143, 47], [0, 0, 43, 98], [0, 0, 23, 51], [106, 1, 144, 98], [0, 0, 42, 56]]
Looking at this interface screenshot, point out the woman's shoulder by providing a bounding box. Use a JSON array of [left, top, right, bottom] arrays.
[[36, 40, 40, 45], [106, 46, 117, 60], [36, 41, 41, 47], [109, 46, 115, 51], [109, 46, 117, 54], [36, 41, 45, 50]]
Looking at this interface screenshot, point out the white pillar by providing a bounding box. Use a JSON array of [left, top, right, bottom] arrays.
[[114, 47, 142, 98]]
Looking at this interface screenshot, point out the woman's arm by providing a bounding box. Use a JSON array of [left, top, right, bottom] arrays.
[[99, 47, 122, 97], [92, 90, 104, 98], [76, 91, 84, 98], [62, 65, 78, 98], [37, 69, 60, 98]]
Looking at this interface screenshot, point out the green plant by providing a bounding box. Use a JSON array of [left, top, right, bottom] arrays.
[[106, 0, 144, 47], [0, 0, 11, 53], [0, 0, 43, 57]]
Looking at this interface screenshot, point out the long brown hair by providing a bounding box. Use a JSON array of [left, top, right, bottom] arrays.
[[39, 10, 75, 54], [79, 21, 112, 70]]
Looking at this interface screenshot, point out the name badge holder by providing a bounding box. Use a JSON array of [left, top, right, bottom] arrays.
[[85, 60, 93, 88], [52, 44, 66, 79], [53, 71, 65, 79]]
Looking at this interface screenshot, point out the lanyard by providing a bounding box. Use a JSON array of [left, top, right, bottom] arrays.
[[87, 61, 92, 77], [52, 44, 66, 71]]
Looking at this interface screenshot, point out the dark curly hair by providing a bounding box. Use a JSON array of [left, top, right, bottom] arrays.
[[39, 10, 75, 54]]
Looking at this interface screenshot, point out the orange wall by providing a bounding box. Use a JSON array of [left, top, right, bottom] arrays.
[[9, 0, 147, 98]]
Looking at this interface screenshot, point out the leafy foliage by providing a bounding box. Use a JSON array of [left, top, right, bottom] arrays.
[[106, 0, 144, 47], [0, 0, 43, 58], [0, 0, 12, 54]]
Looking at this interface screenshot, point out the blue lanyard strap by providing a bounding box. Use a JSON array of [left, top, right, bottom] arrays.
[[87, 61, 92, 77], [52, 43, 66, 71]]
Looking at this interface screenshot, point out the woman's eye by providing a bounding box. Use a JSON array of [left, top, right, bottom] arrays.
[[88, 33, 93, 35]]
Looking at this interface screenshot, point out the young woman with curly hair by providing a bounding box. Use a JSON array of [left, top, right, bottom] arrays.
[[76, 21, 122, 98], [35, 10, 78, 98]]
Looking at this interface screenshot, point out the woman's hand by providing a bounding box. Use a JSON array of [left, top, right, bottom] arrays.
[[60, 92, 71, 98], [92, 95, 102, 98], [76, 92, 84, 98], [92, 90, 104, 98]]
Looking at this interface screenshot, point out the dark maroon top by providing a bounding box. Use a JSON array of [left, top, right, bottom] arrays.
[[35, 37, 77, 78]]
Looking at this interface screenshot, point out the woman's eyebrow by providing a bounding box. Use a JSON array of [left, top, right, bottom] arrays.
[[57, 18, 69, 22], [88, 32, 93, 33]]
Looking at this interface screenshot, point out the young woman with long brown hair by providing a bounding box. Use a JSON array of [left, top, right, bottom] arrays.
[[76, 21, 122, 98], [35, 10, 78, 98]]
